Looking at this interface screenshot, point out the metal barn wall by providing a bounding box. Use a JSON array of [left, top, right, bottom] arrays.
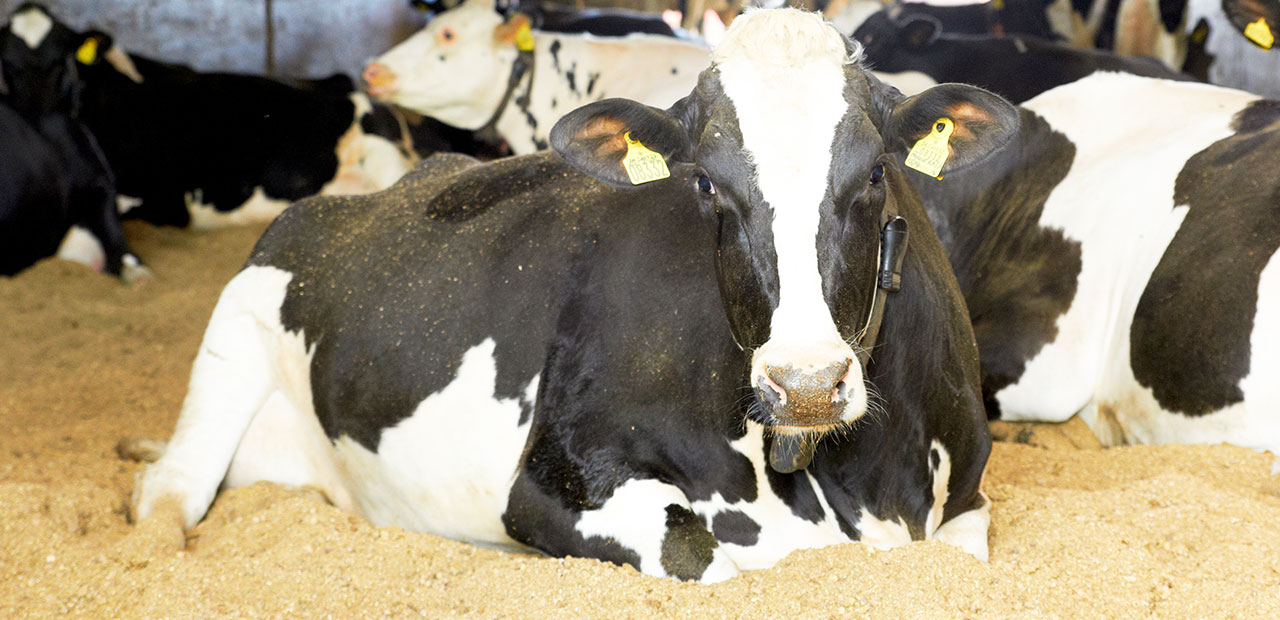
[[0, 0, 428, 79]]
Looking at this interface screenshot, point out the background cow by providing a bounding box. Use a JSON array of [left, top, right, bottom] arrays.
[[363, 0, 712, 154], [410, 0, 684, 37], [132, 9, 1011, 582], [61, 25, 413, 229], [0, 3, 145, 281], [903, 72, 1280, 452], [852, 11, 1192, 103]]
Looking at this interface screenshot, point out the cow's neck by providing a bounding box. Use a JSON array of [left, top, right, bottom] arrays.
[[910, 109, 1084, 404]]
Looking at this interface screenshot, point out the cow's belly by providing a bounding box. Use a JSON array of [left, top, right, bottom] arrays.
[[327, 340, 536, 551], [1083, 249, 1280, 451], [995, 75, 1256, 424]]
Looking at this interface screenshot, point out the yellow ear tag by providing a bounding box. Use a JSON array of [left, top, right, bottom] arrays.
[[515, 23, 535, 52], [904, 117, 954, 180], [75, 38, 99, 65], [622, 132, 670, 185], [1245, 18, 1274, 49]]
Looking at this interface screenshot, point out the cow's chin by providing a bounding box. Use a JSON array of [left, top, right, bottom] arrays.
[[757, 398, 868, 475]]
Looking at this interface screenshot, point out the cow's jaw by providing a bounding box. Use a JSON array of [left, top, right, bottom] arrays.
[[714, 10, 870, 432]]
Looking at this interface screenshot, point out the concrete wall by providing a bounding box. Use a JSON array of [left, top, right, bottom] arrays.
[[0, 0, 429, 79]]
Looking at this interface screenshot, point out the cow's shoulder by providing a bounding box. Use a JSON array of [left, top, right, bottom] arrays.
[[1131, 97, 1280, 416]]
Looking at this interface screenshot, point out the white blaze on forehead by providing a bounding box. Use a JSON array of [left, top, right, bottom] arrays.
[[713, 9, 859, 347], [11, 8, 54, 49]]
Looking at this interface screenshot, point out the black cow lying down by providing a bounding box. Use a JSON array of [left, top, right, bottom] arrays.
[[0, 4, 145, 280], [131, 9, 1012, 581]]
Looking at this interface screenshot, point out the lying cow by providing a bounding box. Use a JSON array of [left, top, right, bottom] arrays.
[[132, 8, 1012, 581], [904, 71, 1280, 451], [53, 25, 417, 230], [411, 0, 681, 38], [364, 0, 711, 155], [832, 0, 1061, 41], [0, 4, 145, 281], [853, 11, 1193, 103]]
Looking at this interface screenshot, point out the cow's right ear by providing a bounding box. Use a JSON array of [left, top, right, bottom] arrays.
[[550, 98, 693, 188]]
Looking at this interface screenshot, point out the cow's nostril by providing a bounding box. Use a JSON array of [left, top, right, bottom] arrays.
[[833, 380, 847, 402], [757, 371, 786, 406]]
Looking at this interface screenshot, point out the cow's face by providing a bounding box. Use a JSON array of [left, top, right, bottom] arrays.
[[363, 0, 524, 128], [553, 9, 1016, 453], [0, 3, 83, 119]]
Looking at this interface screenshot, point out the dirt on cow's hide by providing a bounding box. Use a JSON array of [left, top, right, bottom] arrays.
[[2, 221, 1279, 619]]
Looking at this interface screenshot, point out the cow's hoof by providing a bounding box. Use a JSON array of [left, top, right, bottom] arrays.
[[121, 261, 154, 286], [114, 496, 187, 566], [116, 437, 167, 463]]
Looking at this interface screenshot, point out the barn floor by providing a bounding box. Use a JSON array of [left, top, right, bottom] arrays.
[[2, 221, 1279, 618]]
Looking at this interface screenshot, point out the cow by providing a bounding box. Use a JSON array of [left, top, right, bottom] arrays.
[[1181, 0, 1280, 96], [0, 3, 146, 281], [22, 5, 487, 232], [32, 23, 415, 230], [363, 0, 712, 155], [831, 0, 1063, 40], [410, 0, 682, 38], [130, 8, 1014, 582], [852, 10, 1192, 103], [898, 71, 1280, 451]]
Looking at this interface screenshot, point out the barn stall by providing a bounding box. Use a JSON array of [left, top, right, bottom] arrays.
[[2, 0, 1280, 617]]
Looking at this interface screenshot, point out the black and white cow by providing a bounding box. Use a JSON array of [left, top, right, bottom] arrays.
[[54, 27, 417, 230], [853, 10, 1192, 103], [363, 0, 711, 155], [410, 0, 682, 38], [832, 0, 1062, 40], [902, 72, 1280, 450], [0, 4, 145, 281], [132, 9, 1014, 581]]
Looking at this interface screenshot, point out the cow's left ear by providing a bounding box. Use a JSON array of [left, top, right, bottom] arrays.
[[550, 97, 693, 188], [881, 82, 1019, 177], [1222, 0, 1278, 49]]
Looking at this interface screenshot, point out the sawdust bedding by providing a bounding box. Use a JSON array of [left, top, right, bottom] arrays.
[[2, 221, 1278, 618]]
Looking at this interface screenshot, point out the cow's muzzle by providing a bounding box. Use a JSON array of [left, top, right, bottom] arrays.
[[362, 62, 397, 98], [752, 349, 867, 473]]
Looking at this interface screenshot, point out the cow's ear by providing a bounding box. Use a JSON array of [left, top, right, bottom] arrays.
[[494, 12, 532, 46], [898, 15, 940, 48], [550, 98, 693, 188], [1222, 0, 1278, 49], [881, 82, 1019, 177]]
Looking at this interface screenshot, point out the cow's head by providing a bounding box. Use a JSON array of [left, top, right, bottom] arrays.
[[0, 3, 84, 119], [364, 0, 531, 128], [552, 8, 1015, 470], [0, 5, 143, 117]]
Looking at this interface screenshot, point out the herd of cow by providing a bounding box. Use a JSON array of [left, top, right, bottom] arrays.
[[3, 0, 1279, 584]]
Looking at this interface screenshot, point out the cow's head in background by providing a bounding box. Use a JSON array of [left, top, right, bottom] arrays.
[[365, 0, 530, 128], [0, 2, 85, 119], [552, 8, 1016, 471]]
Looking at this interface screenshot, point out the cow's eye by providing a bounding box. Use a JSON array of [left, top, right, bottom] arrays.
[[442, 29, 455, 41], [869, 163, 885, 186], [696, 172, 716, 195]]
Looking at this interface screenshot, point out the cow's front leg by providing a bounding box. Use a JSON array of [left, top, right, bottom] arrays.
[[505, 475, 739, 583]]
